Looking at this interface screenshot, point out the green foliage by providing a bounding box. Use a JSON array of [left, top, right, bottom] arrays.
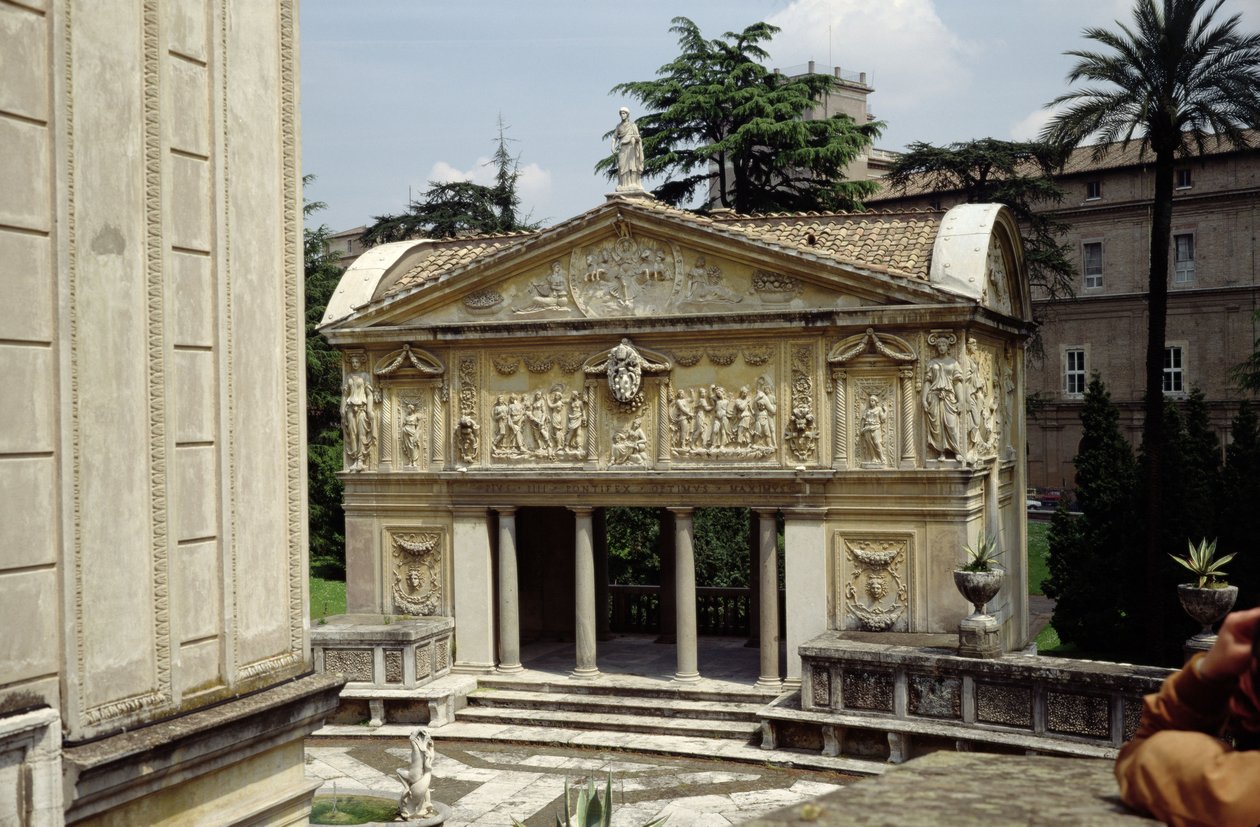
[[961, 536, 1002, 573], [885, 139, 1076, 301], [604, 507, 662, 585], [1042, 375, 1137, 651], [599, 17, 882, 214], [304, 177, 347, 573], [1170, 538, 1235, 588], [1043, 0, 1260, 660], [1180, 388, 1221, 542], [693, 508, 750, 587], [1220, 402, 1260, 607], [362, 121, 538, 246]]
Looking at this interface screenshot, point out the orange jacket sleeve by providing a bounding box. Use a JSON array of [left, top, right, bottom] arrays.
[[1115, 653, 1260, 827]]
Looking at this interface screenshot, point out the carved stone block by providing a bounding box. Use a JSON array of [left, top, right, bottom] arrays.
[[909, 675, 962, 719], [1046, 691, 1110, 739], [811, 667, 831, 708], [841, 669, 894, 712], [415, 645, 432, 679], [436, 638, 449, 672], [958, 613, 1002, 658], [975, 682, 1033, 729], [324, 649, 373, 682], [383, 649, 403, 684], [1122, 698, 1143, 741]]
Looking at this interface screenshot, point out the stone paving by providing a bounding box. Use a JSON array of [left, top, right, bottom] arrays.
[[306, 738, 851, 826]]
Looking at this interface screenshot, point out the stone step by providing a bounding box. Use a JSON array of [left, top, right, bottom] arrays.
[[476, 675, 777, 706], [311, 721, 886, 777], [456, 704, 759, 740], [465, 688, 766, 722]]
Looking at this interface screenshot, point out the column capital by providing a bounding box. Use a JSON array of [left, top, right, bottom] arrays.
[[569, 505, 595, 517], [495, 506, 517, 517], [450, 505, 490, 518], [754, 508, 782, 519], [667, 506, 695, 518]]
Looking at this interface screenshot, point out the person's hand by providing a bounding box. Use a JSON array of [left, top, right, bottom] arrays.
[[1199, 606, 1260, 681]]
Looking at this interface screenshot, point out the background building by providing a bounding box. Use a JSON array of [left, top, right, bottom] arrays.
[[0, 3, 340, 823], [869, 137, 1260, 490]]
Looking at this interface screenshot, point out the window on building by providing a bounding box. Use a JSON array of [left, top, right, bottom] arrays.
[[1173, 233, 1195, 283], [1163, 346, 1184, 393], [1083, 242, 1103, 289], [345, 239, 354, 253], [1065, 349, 1087, 396], [1176, 167, 1193, 189], [1086, 180, 1102, 200]]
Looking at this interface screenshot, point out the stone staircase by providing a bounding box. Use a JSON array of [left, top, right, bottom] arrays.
[[457, 676, 770, 741]]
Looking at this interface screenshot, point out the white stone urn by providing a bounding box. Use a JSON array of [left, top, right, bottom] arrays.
[[1177, 583, 1238, 647], [953, 568, 1005, 617]]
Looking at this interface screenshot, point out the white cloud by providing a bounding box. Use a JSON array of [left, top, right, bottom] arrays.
[[765, 0, 973, 113], [1009, 105, 1060, 141], [516, 162, 552, 204], [427, 158, 495, 186]]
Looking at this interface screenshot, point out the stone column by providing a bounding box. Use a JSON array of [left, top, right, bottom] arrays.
[[670, 507, 700, 682], [755, 509, 782, 691], [571, 506, 600, 678], [451, 507, 496, 673], [783, 508, 827, 688], [496, 507, 522, 672]]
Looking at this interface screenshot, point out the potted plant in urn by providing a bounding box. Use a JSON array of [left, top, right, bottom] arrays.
[[954, 536, 1005, 658], [1172, 539, 1238, 652]]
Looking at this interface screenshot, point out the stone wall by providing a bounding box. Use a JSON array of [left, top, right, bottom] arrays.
[[0, 1, 338, 823]]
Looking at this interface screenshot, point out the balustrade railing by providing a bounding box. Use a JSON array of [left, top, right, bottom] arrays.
[[607, 585, 785, 637]]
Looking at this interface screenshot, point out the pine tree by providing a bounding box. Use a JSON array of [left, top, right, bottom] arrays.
[[600, 17, 882, 213]]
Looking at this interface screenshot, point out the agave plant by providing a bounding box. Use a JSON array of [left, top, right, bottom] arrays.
[[512, 774, 664, 827], [1170, 538, 1235, 588], [961, 536, 1002, 573]]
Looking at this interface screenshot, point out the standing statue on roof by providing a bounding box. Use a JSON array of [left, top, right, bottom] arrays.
[[613, 107, 645, 192]]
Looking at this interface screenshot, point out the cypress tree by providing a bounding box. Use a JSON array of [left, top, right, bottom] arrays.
[[1043, 375, 1137, 651]]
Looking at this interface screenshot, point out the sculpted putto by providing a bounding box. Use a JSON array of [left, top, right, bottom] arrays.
[[396, 728, 436, 819]]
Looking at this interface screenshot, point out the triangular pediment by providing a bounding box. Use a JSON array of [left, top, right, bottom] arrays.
[[322, 199, 1022, 333]]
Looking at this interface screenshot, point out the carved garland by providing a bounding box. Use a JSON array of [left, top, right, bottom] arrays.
[[843, 538, 909, 631], [392, 532, 443, 616]]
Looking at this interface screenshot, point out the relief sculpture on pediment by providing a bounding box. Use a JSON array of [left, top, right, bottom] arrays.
[[570, 236, 681, 317]]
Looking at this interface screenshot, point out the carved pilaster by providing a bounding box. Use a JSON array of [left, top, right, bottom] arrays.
[[431, 384, 445, 468], [456, 357, 480, 466], [899, 367, 916, 466], [656, 379, 671, 466], [379, 394, 393, 471], [832, 369, 847, 467], [584, 380, 598, 469]]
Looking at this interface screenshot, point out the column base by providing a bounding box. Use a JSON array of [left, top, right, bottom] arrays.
[[451, 662, 497, 675], [497, 663, 525, 674], [754, 677, 783, 693], [570, 666, 601, 680], [672, 671, 701, 683], [781, 677, 802, 691]]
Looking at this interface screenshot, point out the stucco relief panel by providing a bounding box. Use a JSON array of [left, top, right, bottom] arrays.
[[387, 527, 448, 617], [836, 533, 912, 633]]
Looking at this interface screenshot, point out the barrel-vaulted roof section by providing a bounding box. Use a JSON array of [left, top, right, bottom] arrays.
[[319, 197, 1028, 331]]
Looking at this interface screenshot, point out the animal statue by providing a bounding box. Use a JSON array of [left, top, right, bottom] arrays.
[[396, 728, 436, 819]]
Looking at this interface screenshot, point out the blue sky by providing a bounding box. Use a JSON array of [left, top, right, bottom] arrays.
[[300, 0, 1260, 232]]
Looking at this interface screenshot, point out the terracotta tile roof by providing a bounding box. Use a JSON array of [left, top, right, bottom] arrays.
[[386, 233, 535, 294], [869, 130, 1259, 201], [376, 200, 944, 302]]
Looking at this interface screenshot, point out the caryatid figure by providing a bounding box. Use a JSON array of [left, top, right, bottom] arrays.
[[341, 354, 379, 471]]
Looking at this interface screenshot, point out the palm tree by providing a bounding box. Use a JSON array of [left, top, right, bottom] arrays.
[[1042, 0, 1260, 659]]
